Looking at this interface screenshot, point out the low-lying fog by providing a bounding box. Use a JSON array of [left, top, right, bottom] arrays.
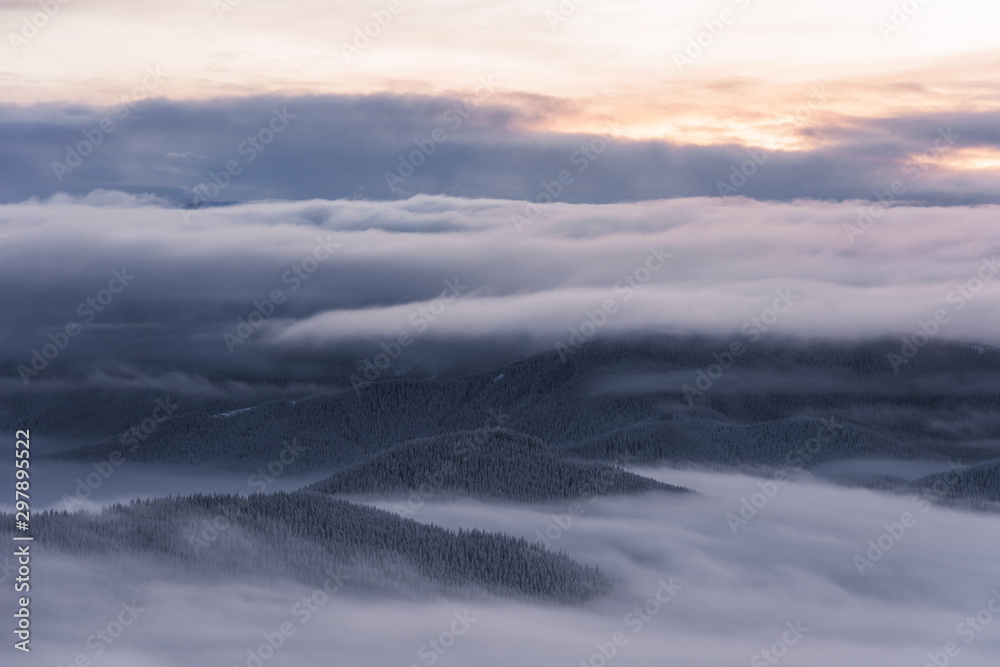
[[6, 467, 999, 666]]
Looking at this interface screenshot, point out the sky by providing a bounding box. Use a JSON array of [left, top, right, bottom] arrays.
[[0, 0, 998, 204]]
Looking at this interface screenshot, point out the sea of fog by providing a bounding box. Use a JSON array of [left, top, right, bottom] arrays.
[[4, 466, 999, 666]]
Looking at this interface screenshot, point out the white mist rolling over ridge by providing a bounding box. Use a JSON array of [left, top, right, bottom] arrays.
[[5, 467, 997, 667]]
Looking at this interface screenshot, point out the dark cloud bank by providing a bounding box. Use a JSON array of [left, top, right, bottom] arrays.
[[2, 93, 999, 206]]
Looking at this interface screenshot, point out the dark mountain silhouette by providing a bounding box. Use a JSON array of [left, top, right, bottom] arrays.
[[8, 491, 614, 604], [309, 427, 689, 502], [18, 338, 998, 477]]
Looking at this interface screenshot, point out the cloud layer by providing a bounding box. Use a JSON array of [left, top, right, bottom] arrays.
[[0, 193, 997, 387], [2, 94, 999, 206]]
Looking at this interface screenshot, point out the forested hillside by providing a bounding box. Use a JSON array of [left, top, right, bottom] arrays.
[[910, 459, 1000, 508], [6, 492, 614, 603], [559, 416, 939, 467], [20, 338, 1000, 473], [310, 428, 689, 501]]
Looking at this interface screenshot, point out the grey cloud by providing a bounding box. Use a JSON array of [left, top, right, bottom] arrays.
[[1, 195, 998, 385], [1, 94, 999, 206]]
